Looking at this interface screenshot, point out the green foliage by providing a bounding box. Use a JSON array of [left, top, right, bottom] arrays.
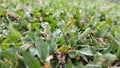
[[57, 46, 68, 53], [0, 0, 120, 68], [35, 38, 50, 63], [22, 51, 41, 68]]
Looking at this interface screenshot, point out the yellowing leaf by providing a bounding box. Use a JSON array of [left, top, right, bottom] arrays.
[[57, 46, 69, 53], [63, 17, 76, 31]]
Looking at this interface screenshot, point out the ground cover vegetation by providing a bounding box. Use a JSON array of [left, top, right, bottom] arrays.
[[0, 0, 120, 68]]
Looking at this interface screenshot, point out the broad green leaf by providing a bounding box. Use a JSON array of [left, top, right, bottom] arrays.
[[43, 16, 57, 32], [20, 18, 28, 28], [86, 64, 101, 68], [0, 60, 9, 68], [69, 50, 79, 58], [79, 48, 93, 56], [78, 28, 91, 40], [1, 23, 21, 49], [96, 25, 109, 37], [116, 46, 120, 58], [1, 36, 21, 49], [93, 52, 102, 64], [1, 47, 19, 62], [107, 33, 119, 53], [34, 23, 41, 34], [29, 23, 41, 34], [73, 61, 84, 68], [102, 45, 113, 54], [8, 23, 21, 37], [90, 46, 97, 54], [2, 51, 15, 62], [35, 38, 49, 62], [48, 40, 57, 54], [103, 53, 117, 60], [56, 36, 65, 46], [22, 51, 41, 68], [65, 59, 73, 68], [27, 32, 35, 40]]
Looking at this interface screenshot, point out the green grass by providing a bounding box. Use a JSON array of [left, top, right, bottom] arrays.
[[0, 0, 120, 68]]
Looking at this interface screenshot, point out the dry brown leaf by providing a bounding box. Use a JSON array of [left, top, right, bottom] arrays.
[[75, 55, 80, 61], [3, 58, 13, 66], [43, 62, 51, 68], [55, 45, 72, 65], [15, 52, 19, 68], [41, 32, 47, 38], [66, 45, 72, 54], [24, 44, 31, 49], [20, 44, 31, 51], [96, 38, 106, 46], [36, 0, 43, 6], [87, 15, 92, 19], [109, 60, 120, 68], [38, 17, 43, 22], [7, 12, 20, 21], [41, 32, 52, 40], [80, 20, 84, 26], [55, 51, 66, 64], [45, 55, 53, 62]]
